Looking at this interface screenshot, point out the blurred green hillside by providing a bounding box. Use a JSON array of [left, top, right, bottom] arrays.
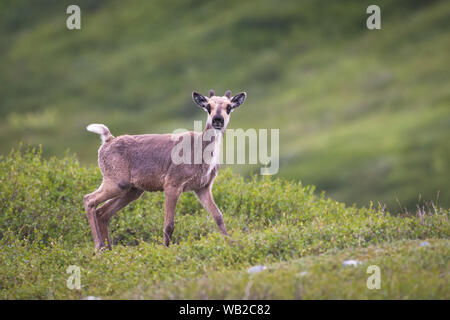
[[0, 0, 449, 209]]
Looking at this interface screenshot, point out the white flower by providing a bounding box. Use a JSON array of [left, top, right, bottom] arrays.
[[419, 241, 430, 247], [342, 259, 362, 267], [247, 265, 267, 274]]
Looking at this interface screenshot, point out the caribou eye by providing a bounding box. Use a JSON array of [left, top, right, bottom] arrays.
[[226, 104, 232, 114], [206, 104, 211, 114]]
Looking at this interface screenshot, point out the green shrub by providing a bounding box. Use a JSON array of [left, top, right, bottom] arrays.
[[0, 147, 448, 299], [1, 147, 448, 248]]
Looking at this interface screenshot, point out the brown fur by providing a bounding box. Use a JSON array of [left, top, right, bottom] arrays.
[[84, 91, 246, 250]]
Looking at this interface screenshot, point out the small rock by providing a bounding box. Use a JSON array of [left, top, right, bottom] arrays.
[[342, 259, 362, 267], [83, 296, 101, 300], [247, 265, 267, 274], [419, 241, 430, 247]]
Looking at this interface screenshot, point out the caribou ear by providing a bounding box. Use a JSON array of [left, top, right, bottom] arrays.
[[192, 92, 208, 108], [230, 92, 247, 109]]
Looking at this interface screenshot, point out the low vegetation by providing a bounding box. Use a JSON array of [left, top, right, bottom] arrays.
[[0, 147, 448, 299]]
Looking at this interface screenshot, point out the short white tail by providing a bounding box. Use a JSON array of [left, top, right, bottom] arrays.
[[86, 123, 114, 143]]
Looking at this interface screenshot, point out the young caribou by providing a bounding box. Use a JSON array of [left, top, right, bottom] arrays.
[[84, 90, 247, 250]]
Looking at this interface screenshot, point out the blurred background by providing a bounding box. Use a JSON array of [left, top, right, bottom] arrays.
[[0, 0, 449, 210]]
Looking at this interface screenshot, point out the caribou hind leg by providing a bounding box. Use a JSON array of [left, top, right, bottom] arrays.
[[96, 187, 144, 249]]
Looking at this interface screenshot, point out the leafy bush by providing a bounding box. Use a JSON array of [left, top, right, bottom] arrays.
[[1, 146, 448, 248], [140, 239, 450, 299], [0, 147, 448, 299]]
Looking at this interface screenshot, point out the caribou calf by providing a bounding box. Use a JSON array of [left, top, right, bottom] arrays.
[[84, 90, 247, 250]]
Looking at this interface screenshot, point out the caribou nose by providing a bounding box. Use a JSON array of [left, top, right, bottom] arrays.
[[212, 116, 224, 128]]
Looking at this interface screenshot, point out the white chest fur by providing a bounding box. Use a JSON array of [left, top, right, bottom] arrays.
[[207, 133, 222, 176]]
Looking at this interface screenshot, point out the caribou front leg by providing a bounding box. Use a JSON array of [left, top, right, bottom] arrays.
[[163, 186, 182, 246], [195, 186, 228, 236]]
